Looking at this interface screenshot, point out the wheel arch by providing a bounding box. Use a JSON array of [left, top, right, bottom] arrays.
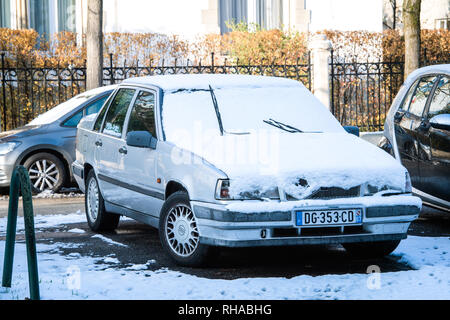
[[165, 180, 189, 200], [18, 147, 72, 182]]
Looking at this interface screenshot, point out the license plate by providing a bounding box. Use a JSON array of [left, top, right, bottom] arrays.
[[296, 209, 362, 227]]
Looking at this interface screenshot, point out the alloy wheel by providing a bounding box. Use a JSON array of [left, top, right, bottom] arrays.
[[165, 204, 200, 257], [28, 159, 60, 191], [86, 177, 99, 222]]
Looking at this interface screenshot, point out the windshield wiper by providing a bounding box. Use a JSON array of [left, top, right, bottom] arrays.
[[263, 118, 303, 133], [208, 85, 224, 136]]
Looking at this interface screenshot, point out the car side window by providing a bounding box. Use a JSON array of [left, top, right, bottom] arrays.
[[127, 91, 157, 137], [399, 79, 419, 111], [63, 110, 83, 127], [102, 88, 136, 138], [86, 95, 110, 116], [408, 76, 438, 117], [427, 76, 450, 119]]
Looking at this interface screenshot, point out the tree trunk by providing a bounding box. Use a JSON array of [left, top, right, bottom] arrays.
[[403, 0, 421, 78], [86, 0, 103, 90]]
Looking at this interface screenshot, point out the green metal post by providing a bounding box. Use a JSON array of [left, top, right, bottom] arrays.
[[1, 166, 40, 300]]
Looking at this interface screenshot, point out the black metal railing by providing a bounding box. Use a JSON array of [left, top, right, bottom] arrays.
[[330, 49, 450, 132], [0, 52, 311, 131]]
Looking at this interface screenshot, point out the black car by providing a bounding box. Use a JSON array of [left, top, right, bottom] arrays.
[[379, 64, 449, 211]]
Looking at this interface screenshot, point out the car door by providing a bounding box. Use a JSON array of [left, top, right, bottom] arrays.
[[394, 76, 438, 186], [94, 87, 137, 204], [416, 75, 450, 201], [114, 89, 165, 217]]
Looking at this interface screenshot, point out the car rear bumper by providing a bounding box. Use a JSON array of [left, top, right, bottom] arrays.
[[191, 195, 421, 247], [72, 161, 85, 193]]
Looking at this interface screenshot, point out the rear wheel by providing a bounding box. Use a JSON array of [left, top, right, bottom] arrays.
[[343, 240, 401, 258], [159, 191, 213, 267], [24, 152, 66, 193], [85, 170, 119, 232]]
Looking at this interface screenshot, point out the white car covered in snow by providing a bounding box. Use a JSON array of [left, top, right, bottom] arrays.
[[73, 74, 422, 266]]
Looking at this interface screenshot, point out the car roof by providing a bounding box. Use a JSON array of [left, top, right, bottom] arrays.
[[404, 64, 450, 86], [121, 74, 301, 92]]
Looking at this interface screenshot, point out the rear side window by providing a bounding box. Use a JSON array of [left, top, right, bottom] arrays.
[[86, 95, 109, 116], [63, 110, 83, 127], [102, 88, 136, 138], [408, 76, 438, 117], [127, 91, 157, 137], [427, 76, 450, 119]]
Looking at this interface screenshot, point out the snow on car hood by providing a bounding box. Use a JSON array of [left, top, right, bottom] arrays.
[[169, 131, 408, 199], [161, 80, 408, 198]]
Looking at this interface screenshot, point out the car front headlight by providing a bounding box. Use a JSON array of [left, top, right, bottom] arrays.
[[0, 142, 21, 155], [215, 179, 280, 200]]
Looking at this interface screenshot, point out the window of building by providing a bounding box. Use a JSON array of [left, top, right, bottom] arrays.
[[435, 18, 450, 30], [219, 0, 248, 34], [256, 0, 283, 30], [0, 0, 11, 28], [29, 0, 50, 37], [58, 0, 76, 32]]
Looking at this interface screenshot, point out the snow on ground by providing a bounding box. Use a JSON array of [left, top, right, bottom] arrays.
[[0, 212, 448, 300], [0, 189, 84, 201]]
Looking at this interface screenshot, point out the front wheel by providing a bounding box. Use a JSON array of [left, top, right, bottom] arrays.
[[343, 240, 401, 258], [85, 170, 120, 232], [24, 153, 66, 193], [159, 191, 213, 267]]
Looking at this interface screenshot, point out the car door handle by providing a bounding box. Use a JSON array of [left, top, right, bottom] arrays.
[[95, 140, 103, 147], [119, 147, 128, 155]]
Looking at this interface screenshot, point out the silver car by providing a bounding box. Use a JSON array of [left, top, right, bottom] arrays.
[[0, 85, 115, 193], [73, 75, 421, 266]]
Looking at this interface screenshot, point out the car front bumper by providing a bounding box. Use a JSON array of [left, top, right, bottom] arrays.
[[191, 195, 421, 247], [0, 152, 22, 187]]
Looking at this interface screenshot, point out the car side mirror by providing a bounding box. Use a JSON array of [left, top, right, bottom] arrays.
[[429, 114, 450, 131], [344, 126, 360, 137], [126, 131, 157, 150]]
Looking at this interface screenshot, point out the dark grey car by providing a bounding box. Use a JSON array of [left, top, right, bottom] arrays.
[[0, 85, 116, 193]]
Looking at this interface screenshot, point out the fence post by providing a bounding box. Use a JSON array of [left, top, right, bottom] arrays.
[[109, 53, 114, 85], [1, 53, 6, 132], [308, 34, 332, 110], [2, 166, 40, 300]]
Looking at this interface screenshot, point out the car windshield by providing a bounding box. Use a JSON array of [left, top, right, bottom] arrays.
[[27, 87, 111, 126], [162, 85, 344, 141]]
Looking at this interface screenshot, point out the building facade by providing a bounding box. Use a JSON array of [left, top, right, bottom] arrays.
[[0, 0, 447, 40]]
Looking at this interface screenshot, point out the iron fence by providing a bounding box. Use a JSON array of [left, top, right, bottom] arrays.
[[330, 49, 450, 132], [0, 52, 311, 131]]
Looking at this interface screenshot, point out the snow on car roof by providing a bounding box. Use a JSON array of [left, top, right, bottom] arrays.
[[121, 74, 301, 92]]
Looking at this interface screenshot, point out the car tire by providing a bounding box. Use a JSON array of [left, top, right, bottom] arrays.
[[23, 152, 66, 194], [343, 240, 401, 258], [159, 191, 213, 267], [85, 170, 120, 232]]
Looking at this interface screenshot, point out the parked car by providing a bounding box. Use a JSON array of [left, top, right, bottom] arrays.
[[379, 64, 449, 212], [0, 85, 116, 193], [73, 74, 421, 266]]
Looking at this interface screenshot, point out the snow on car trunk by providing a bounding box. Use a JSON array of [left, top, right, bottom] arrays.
[[161, 80, 408, 199]]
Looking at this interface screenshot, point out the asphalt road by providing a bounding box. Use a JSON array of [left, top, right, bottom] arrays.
[[0, 196, 448, 279]]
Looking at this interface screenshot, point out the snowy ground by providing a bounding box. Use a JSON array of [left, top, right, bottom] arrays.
[[0, 212, 448, 300]]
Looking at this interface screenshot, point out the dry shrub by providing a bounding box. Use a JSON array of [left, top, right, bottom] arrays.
[[104, 32, 189, 66]]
